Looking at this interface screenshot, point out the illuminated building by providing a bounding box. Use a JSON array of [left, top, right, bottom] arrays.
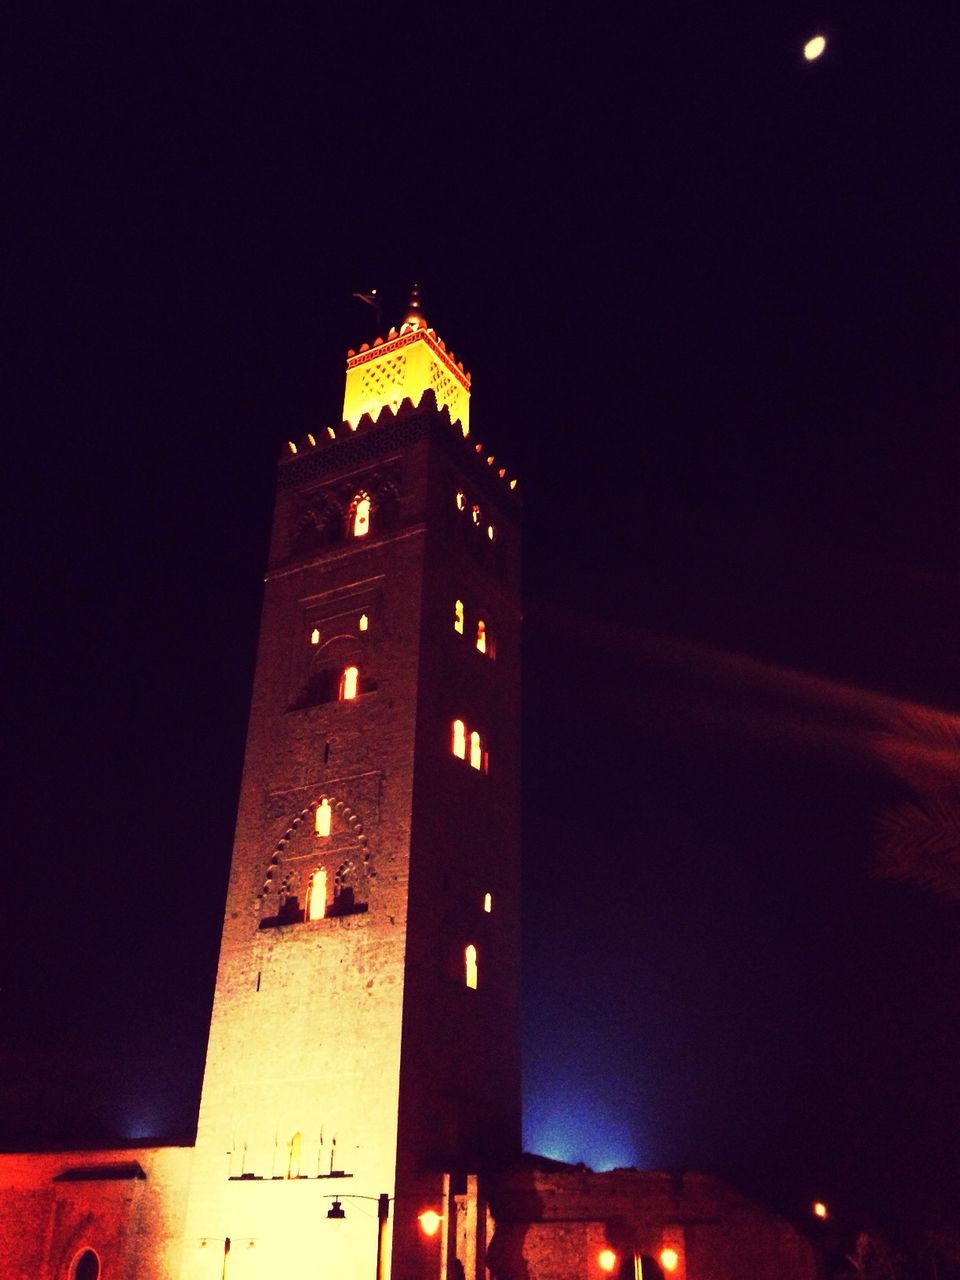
[[0, 297, 814, 1280]]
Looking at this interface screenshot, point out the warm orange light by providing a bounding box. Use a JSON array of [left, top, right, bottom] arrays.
[[456, 491, 466, 511], [455, 599, 464, 634], [660, 1247, 680, 1272], [483, 891, 492, 913], [351, 494, 371, 537], [469, 730, 483, 771], [315, 798, 331, 837], [358, 613, 369, 632], [471, 504, 481, 525], [465, 943, 478, 989], [598, 1248, 618, 1273], [340, 666, 359, 700], [812, 1201, 828, 1219], [287, 440, 297, 454], [418, 1209, 442, 1237], [306, 433, 316, 446], [310, 627, 320, 645], [804, 34, 826, 59], [476, 620, 486, 653], [452, 719, 466, 759], [306, 868, 327, 920], [486, 525, 496, 541]]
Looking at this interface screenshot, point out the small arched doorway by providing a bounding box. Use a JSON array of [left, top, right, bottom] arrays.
[[73, 1250, 100, 1280]]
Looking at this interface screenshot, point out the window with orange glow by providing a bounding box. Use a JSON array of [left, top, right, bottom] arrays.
[[469, 730, 483, 771], [315, 798, 331, 837], [310, 627, 320, 645], [452, 719, 466, 759], [455, 599, 464, 634], [339, 665, 359, 701], [455, 491, 465, 511], [350, 493, 371, 538], [483, 892, 492, 913], [486, 524, 496, 541], [358, 613, 369, 632], [306, 868, 327, 920], [471, 504, 481, 525], [465, 943, 478, 989], [476, 620, 486, 653]]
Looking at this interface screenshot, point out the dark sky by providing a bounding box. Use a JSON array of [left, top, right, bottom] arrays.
[[7, 0, 959, 1246]]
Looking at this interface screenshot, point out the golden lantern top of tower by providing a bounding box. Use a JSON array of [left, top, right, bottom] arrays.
[[342, 286, 471, 436]]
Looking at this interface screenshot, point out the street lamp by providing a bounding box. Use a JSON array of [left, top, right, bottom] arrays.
[[327, 1193, 441, 1280]]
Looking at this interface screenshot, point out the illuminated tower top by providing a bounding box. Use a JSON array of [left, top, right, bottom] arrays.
[[342, 285, 471, 435]]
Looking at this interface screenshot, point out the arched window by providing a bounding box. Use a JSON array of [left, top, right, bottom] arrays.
[[455, 491, 466, 511], [306, 868, 327, 921], [476, 620, 486, 653], [73, 1252, 100, 1280], [339, 665, 359, 701], [483, 892, 492, 913], [465, 944, 478, 990], [471, 504, 481, 526], [315, 798, 331, 837], [452, 719, 466, 759], [350, 492, 371, 538], [469, 730, 483, 771], [287, 1131, 302, 1179], [454, 599, 464, 634]]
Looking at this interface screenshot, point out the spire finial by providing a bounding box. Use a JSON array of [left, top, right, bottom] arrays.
[[403, 282, 424, 327]]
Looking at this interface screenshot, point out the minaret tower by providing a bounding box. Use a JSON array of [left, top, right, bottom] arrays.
[[179, 295, 521, 1280]]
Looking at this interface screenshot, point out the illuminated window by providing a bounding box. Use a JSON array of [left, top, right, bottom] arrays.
[[358, 613, 369, 632], [486, 525, 496, 542], [306, 868, 327, 920], [74, 1253, 100, 1280], [350, 493, 371, 538], [287, 1131, 302, 1179], [310, 628, 320, 645], [469, 730, 483, 771], [483, 892, 492, 913], [455, 491, 465, 511], [452, 719, 466, 759], [454, 599, 464, 634], [465, 944, 478, 989], [339, 665, 359, 701], [476, 620, 486, 653], [315, 798, 331, 837], [471, 504, 481, 525]]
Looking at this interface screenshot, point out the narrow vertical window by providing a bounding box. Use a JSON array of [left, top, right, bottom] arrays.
[[315, 798, 331, 837], [358, 613, 369, 632], [454, 600, 464, 634], [452, 719, 466, 759], [287, 1131, 302, 1179], [486, 525, 496, 542], [351, 493, 371, 538], [310, 628, 320, 645], [470, 730, 485, 771], [483, 892, 492, 913], [471, 504, 481, 526], [306, 869, 327, 921], [339, 666, 359, 701], [465, 944, 478, 990], [456, 491, 465, 511], [476, 620, 486, 653]]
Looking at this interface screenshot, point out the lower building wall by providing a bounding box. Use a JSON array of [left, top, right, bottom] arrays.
[[0, 1146, 193, 1280]]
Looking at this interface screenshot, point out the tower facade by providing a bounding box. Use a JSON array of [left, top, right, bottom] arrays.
[[179, 301, 522, 1280]]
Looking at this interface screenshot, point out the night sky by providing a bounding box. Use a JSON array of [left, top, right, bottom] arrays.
[[8, 0, 958, 1248]]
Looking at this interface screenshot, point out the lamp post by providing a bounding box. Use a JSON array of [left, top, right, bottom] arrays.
[[327, 1192, 434, 1280]]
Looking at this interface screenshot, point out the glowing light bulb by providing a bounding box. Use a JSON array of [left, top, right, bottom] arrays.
[[804, 34, 826, 59], [660, 1247, 680, 1272], [418, 1210, 442, 1237], [813, 1201, 828, 1219], [598, 1249, 618, 1273]]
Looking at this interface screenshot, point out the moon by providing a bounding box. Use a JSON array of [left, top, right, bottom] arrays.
[[804, 34, 827, 60]]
